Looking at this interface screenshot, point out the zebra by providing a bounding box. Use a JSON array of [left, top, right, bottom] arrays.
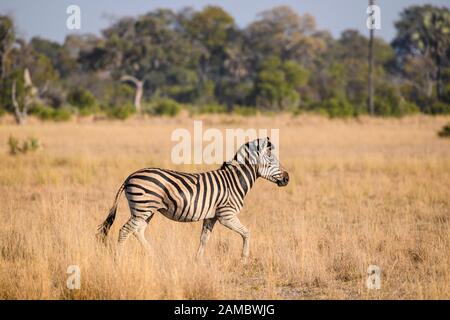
[[96, 137, 289, 260]]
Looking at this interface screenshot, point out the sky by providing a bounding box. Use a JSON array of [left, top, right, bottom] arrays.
[[0, 0, 449, 44]]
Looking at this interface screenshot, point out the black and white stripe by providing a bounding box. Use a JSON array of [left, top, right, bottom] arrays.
[[97, 137, 289, 259]]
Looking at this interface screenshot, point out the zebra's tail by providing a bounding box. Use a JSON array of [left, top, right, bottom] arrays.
[[96, 182, 126, 243]]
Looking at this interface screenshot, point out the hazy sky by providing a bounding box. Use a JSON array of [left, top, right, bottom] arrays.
[[1, 0, 449, 43]]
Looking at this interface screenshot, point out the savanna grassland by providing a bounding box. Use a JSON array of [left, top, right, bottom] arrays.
[[0, 114, 449, 299]]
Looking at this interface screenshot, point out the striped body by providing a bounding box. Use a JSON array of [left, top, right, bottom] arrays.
[[125, 164, 257, 222], [97, 137, 289, 260]]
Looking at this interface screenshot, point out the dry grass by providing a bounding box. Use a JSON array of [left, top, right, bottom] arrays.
[[0, 114, 449, 299]]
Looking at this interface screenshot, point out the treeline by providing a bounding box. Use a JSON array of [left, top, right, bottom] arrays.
[[0, 5, 449, 123]]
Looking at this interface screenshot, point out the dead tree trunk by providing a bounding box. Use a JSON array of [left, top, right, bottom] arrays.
[[11, 68, 36, 125], [12, 80, 27, 125], [120, 75, 144, 113]]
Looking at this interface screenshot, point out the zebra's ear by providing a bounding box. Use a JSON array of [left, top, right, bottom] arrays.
[[264, 137, 274, 150]]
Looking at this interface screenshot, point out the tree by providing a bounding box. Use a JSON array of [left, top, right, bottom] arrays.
[[401, 55, 436, 107], [392, 5, 450, 100], [30, 37, 77, 77], [0, 16, 57, 123], [184, 6, 239, 105], [2, 5, 447, 118], [185, 6, 235, 52], [0, 15, 15, 80], [81, 9, 201, 111], [246, 6, 324, 68], [253, 56, 309, 110]]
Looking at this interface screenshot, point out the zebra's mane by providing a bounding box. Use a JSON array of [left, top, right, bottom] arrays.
[[220, 159, 240, 170], [221, 138, 273, 170], [220, 162, 229, 170]]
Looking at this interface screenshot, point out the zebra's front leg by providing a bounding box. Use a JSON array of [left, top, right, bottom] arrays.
[[196, 218, 217, 260], [219, 215, 250, 262]]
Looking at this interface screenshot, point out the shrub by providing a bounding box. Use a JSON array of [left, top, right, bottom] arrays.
[[107, 103, 136, 120], [233, 105, 257, 116], [443, 82, 450, 104], [374, 83, 419, 117], [67, 87, 97, 115], [150, 98, 181, 117], [301, 97, 355, 118], [322, 97, 354, 118], [397, 100, 420, 116], [102, 83, 135, 108], [31, 104, 72, 121], [438, 123, 450, 138], [426, 101, 450, 115], [374, 91, 398, 116], [7, 136, 19, 155], [31, 104, 53, 120], [8, 136, 40, 155], [52, 108, 72, 121], [198, 103, 227, 114]]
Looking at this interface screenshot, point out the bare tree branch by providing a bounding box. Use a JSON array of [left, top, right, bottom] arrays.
[[120, 74, 144, 113]]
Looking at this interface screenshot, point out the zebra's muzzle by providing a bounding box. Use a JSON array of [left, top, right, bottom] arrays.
[[277, 171, 289, 187]]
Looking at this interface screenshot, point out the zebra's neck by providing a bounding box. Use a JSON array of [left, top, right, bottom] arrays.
[[219, 161, 258, 199]]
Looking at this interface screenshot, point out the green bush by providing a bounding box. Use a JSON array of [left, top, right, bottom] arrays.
[[374, 90, 398, 116], [31, 104, 72, 121], [443, 83, 450, 104], [438, 123, 450, 138], [397, 100, 420, 116], [107, 103, 136, 120], [101, 83, 135, 108], [322, 97, 354, 118], [301, 97, 354, 118], [31, 104, 53, 120], [150, 98, 181, 117], [426, 101, 450, 115], [233, 105, 258, 116], [198, 103, 227, 114], [67, 87, 98, 115], [8, 136, 40, 155], [52, 108, 72, 121], [329, 97, 354, 118], [374, 83, 419, 117]]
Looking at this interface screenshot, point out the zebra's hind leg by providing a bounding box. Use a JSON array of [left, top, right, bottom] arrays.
[[133, 214, 154, 253], [117, 217, 140, 248], [196, 218, 217, 260], [118, 214, 153, 252], [115, 216, 138, 261]]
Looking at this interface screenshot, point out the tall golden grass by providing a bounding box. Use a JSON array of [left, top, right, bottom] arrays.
[[0, 114, 449, 299]]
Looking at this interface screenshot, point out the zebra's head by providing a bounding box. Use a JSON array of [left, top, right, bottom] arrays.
[[234, 137, 289, 187]]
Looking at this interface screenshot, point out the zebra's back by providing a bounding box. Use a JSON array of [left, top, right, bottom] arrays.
[[124, 168, 228, 222]]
